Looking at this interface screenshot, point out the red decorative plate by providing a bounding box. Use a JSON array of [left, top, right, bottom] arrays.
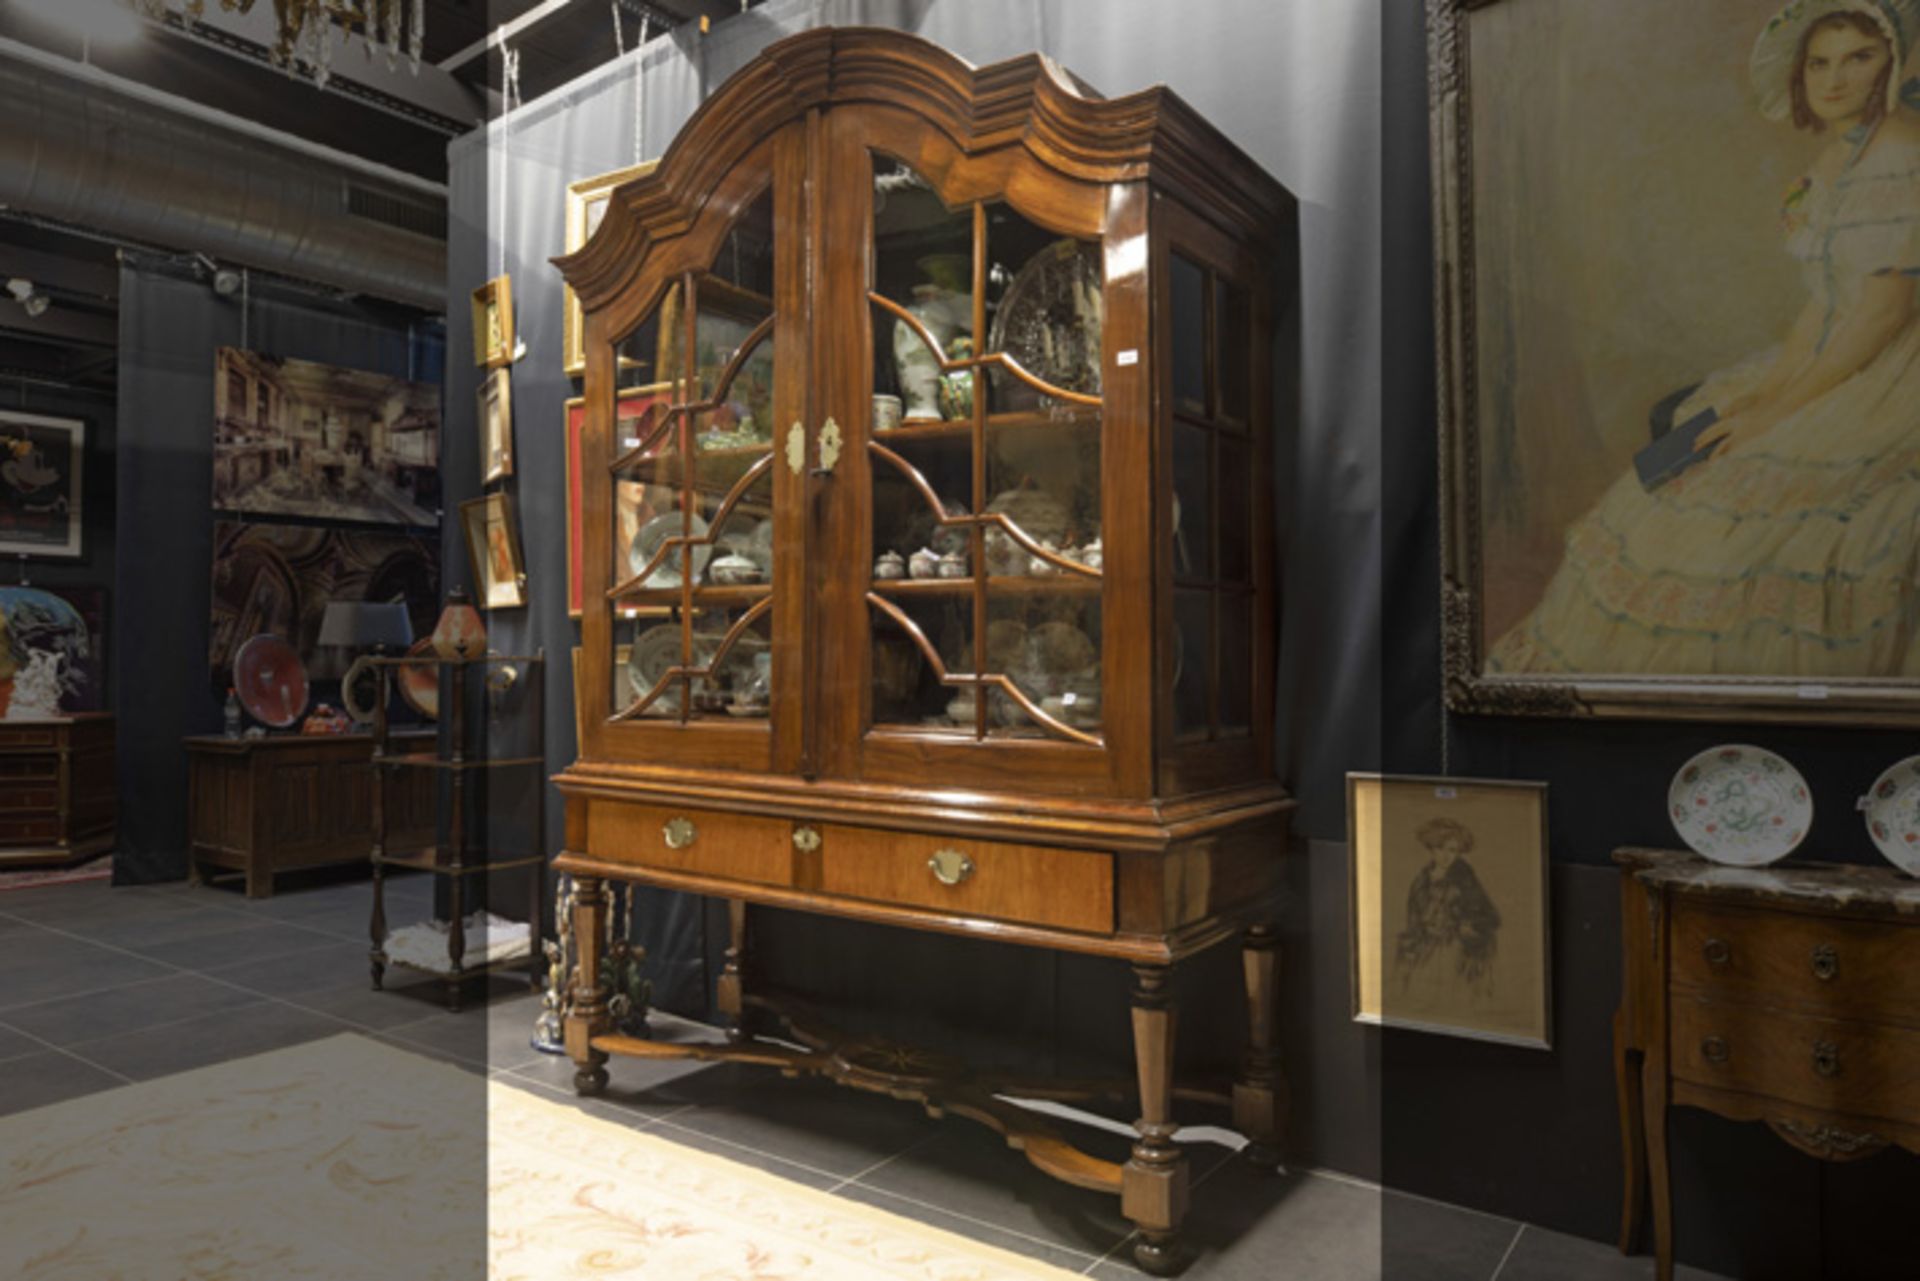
[[233, 634, 308, 729], [397, 636, 439, 720]]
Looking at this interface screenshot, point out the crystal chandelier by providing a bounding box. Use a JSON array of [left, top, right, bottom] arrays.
[[126, 1, 427, 86]]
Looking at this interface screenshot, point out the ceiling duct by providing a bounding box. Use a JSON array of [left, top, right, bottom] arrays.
[[0, 37, 446, 311]]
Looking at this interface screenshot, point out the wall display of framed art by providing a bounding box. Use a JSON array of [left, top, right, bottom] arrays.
[[209, 520, 440, 682], [479, 367, 514, 485], [563, 385, 673, 617], [1431, 0, 1920, 726], [0, 410, 84, 558], [471, 274, 515, 369], [563, 160, 658, 378], [1349, 772, 1551, 1049], [461, 491, 528, 610], [213, 348, 440, 527]]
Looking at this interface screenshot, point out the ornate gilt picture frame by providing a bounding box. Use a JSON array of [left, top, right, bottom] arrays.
[[1431, 0, 1920, 726], [563, 160, 658, 378], [471, 274, 515, 369]]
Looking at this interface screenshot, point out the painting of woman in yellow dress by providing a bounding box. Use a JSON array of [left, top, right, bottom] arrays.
[[1485, 0, 1920, 682]]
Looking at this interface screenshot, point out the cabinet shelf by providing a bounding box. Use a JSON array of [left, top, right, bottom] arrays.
[[610, 583, 772, 608], [378, 752, 546, 771], [874, 408, 1101, 447], [871, 576, 1100, 597]]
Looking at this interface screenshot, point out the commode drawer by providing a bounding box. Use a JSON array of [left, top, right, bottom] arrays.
[[816, 824, 1112, 935], [1672, 995, 1920, 1122], [1671, 899, 1920, 1024], [586, 800, 794, 887]]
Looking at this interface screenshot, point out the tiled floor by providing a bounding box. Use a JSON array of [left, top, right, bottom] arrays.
[[0, 874, 1728, 1280]]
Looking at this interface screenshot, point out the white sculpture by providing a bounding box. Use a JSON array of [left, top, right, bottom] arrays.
[[6, 649, 64, 719]]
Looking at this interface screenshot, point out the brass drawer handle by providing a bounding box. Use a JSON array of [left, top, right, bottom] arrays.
[[663, 817, 698, 850], [1810, 944, 1839, 982], [1703, 938, 1731, 967], [792, 825, 821, 853], [1701, 1036, 1730, 1065], [1813, 1040, 1840, 1079], [927, 847, 974, 886]]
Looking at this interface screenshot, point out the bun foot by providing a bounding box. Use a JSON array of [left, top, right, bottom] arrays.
[[1132, 1231, 1183, 1276], [574, 1064, 609, 1096]]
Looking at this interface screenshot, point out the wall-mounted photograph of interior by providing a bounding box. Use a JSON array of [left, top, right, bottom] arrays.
[[212, 348, 441, 527]]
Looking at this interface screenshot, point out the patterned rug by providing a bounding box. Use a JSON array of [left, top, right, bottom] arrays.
[[0, 1033, 1080, 1280], [0, 854, 112, 893]]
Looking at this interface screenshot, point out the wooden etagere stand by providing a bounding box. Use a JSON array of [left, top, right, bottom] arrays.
[[367, 652, 546, 1011], [554, 27, 1296, 1273]]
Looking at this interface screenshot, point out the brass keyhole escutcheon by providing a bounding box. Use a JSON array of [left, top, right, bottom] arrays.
[[1701, 1036, 1729, 1065], [792, 826, 822, 854], [927, 847, 974, 886], [1811, 944, 1839, 982], [785, 421, 807, 476], [817, 417, 843, 474], [663, 817, 698, 850], [1813, 1040, 1840, 1078], [1703, 938, 1731, 966]]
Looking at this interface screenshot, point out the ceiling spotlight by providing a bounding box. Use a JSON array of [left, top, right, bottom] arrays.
[[213, 268, 243, 297], [21, 293, 50, 319], [4, 278, 31, 303]]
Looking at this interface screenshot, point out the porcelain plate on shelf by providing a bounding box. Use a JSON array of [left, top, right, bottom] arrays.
[[1863, 755, 1920, 876], [1667, 744, 1812, 867]]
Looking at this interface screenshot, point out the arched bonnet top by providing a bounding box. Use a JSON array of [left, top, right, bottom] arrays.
[[553, 25, 1293, 315]]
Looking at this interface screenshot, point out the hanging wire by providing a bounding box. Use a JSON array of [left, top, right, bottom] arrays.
[[633, 14, 651, 165], [611, 1, 626, 55], [496, 44, 523, 284]]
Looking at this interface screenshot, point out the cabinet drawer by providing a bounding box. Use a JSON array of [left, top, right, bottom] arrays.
[[0, 785, 58, 814], [0, 757, 58, 783], [586, 800, 794, 887], [818, 825, 1112, 935], [1672, 996, 1920, 1123], [1672, 900, 1920, 1023], [0, 815, 60, 844], [0, 727, 57, 750]]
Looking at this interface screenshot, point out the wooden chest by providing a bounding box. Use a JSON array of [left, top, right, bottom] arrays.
[[0, 715, 114, 868]]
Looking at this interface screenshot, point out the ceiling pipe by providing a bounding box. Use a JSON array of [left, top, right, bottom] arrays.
[[0, 35, 446, 310]]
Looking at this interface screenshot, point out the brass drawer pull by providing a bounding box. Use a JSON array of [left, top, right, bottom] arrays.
[[792, 825, 821, 853], [663, 817, 698, 850], [1810, 944, 1839, 982], [927, 847, 975, 886], [1701, 1036, 1730, 1065], [1703, 938, 1731, 967], [1813, 1040, 1840, 1079]]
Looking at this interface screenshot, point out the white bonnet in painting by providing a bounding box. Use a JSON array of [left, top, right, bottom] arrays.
[[1751, 0, 1920, 120]]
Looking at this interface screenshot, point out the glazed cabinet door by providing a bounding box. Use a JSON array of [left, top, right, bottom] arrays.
[[812, 105, 1153, 797], [584, 126, 809, 775]]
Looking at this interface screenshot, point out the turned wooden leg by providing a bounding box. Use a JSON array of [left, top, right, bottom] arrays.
[[718, 899, 749, 1044], [1643, 1051, 1673, 1281], [1125, 963, 1189, 1276], [1615, 1007, 1646, 1255], [566, 875, 611, 1095], [1232, 923, 1284, 1170], [369, 861, 388, 991]]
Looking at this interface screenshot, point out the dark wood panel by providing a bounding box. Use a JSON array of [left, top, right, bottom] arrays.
[[0, 716, 115, 866]]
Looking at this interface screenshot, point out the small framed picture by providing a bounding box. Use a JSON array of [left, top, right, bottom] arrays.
[[0, 411, 85, 558], [479, 367, 514, 485], [1349, 773, 1551, 1049], [460, 491, 527, 610], [471, 275, 515, 369], [563, 160, 658, 378]]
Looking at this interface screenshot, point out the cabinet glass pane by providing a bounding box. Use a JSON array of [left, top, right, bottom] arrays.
[[872, 156, 971, 424], [870, 594, 972, 731], [1217, 279, 1249, 426], [1173, 588, 1212, 741], [1218, 433, 1250, 585], [984, 413, 1101, 580], [1219, 593, 1252, 737], [984, 592, 1102, 738], [1173, 420, 1212, 583], [612, 604, 770, 720], [872, 437, 969, 575], [985, 205, 1101, 416], [1171, 253, 1207, 417]]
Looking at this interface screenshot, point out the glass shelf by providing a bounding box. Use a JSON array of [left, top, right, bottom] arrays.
[[871, 577, 1098, 598]]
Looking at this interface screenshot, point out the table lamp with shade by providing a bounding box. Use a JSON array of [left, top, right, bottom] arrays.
[[320, 601, 414, 725]]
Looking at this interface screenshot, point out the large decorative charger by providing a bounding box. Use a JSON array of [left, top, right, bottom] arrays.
[[1863, 755, 1920, 877], [1667, 745, 1811, 867], [233, 634, 309, 729]]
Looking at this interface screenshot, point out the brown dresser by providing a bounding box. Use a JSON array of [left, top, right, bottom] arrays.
[[0, 714, 115, 867], [1615, 846, 1920, 1281], [185, 730, 433, 897]]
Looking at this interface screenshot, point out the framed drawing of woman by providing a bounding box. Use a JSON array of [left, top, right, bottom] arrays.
[[1434, 0, 1920, 724]]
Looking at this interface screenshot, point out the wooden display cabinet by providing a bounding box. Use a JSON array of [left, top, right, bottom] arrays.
[[554, 27, 1295, 1272]]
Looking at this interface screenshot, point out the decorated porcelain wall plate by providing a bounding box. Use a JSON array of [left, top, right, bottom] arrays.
[[1667, 744, 1811, 867], [1862, 755, 1920, 876]]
